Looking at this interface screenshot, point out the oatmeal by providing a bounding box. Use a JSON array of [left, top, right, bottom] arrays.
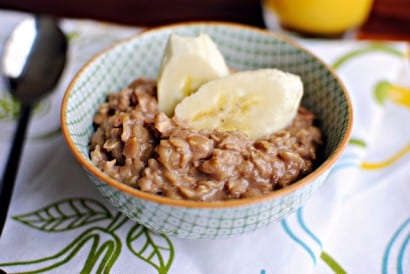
[[89, 78, 323, 201]]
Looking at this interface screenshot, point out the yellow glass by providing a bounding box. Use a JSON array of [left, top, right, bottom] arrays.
[[264, 0, 374, 36]]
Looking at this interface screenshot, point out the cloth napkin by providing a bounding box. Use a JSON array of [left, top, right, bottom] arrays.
[[0, 10, 409, 274]]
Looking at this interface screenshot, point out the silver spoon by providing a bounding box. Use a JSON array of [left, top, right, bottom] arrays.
[[0, 15, 67, 236]]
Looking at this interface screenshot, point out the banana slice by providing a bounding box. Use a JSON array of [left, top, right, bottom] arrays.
[[174, 69, 303, 139], [157, 33, 230, 116]]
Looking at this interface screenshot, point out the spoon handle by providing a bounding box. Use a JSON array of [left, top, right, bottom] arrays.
[[0, 104, 32, 237]]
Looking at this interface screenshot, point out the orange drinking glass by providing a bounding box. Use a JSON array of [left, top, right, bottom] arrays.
[[263, 0, 374, 37]]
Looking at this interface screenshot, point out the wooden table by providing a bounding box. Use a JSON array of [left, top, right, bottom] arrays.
[[0, 0, 409, 41]]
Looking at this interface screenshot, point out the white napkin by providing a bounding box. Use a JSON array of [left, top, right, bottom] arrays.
[[0, 10, 409, 274]]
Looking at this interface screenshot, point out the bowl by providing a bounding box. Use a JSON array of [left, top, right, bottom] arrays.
[[61, 22, 352, 239]]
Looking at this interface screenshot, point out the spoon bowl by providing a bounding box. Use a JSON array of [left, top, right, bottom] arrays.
[[0, 15, 67, 236], [2, 16, 67, 104]]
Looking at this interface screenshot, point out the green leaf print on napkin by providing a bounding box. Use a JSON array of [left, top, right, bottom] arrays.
[[0, 93, 20, 120], [0, 93, 51, 121], [67, 31, 80, 41], [0, 227, 122, 273], [332, 43, 404, 70], [13, 198, 113, 232], [374, 80, 410, 108], [127, 224, 175, 274], [0, 198, 175, 274], [0, 92, 59, 142], [320, 251, 346, 274]]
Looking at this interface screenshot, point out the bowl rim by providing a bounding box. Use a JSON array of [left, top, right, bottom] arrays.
[[61, 21, 353, 209]]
